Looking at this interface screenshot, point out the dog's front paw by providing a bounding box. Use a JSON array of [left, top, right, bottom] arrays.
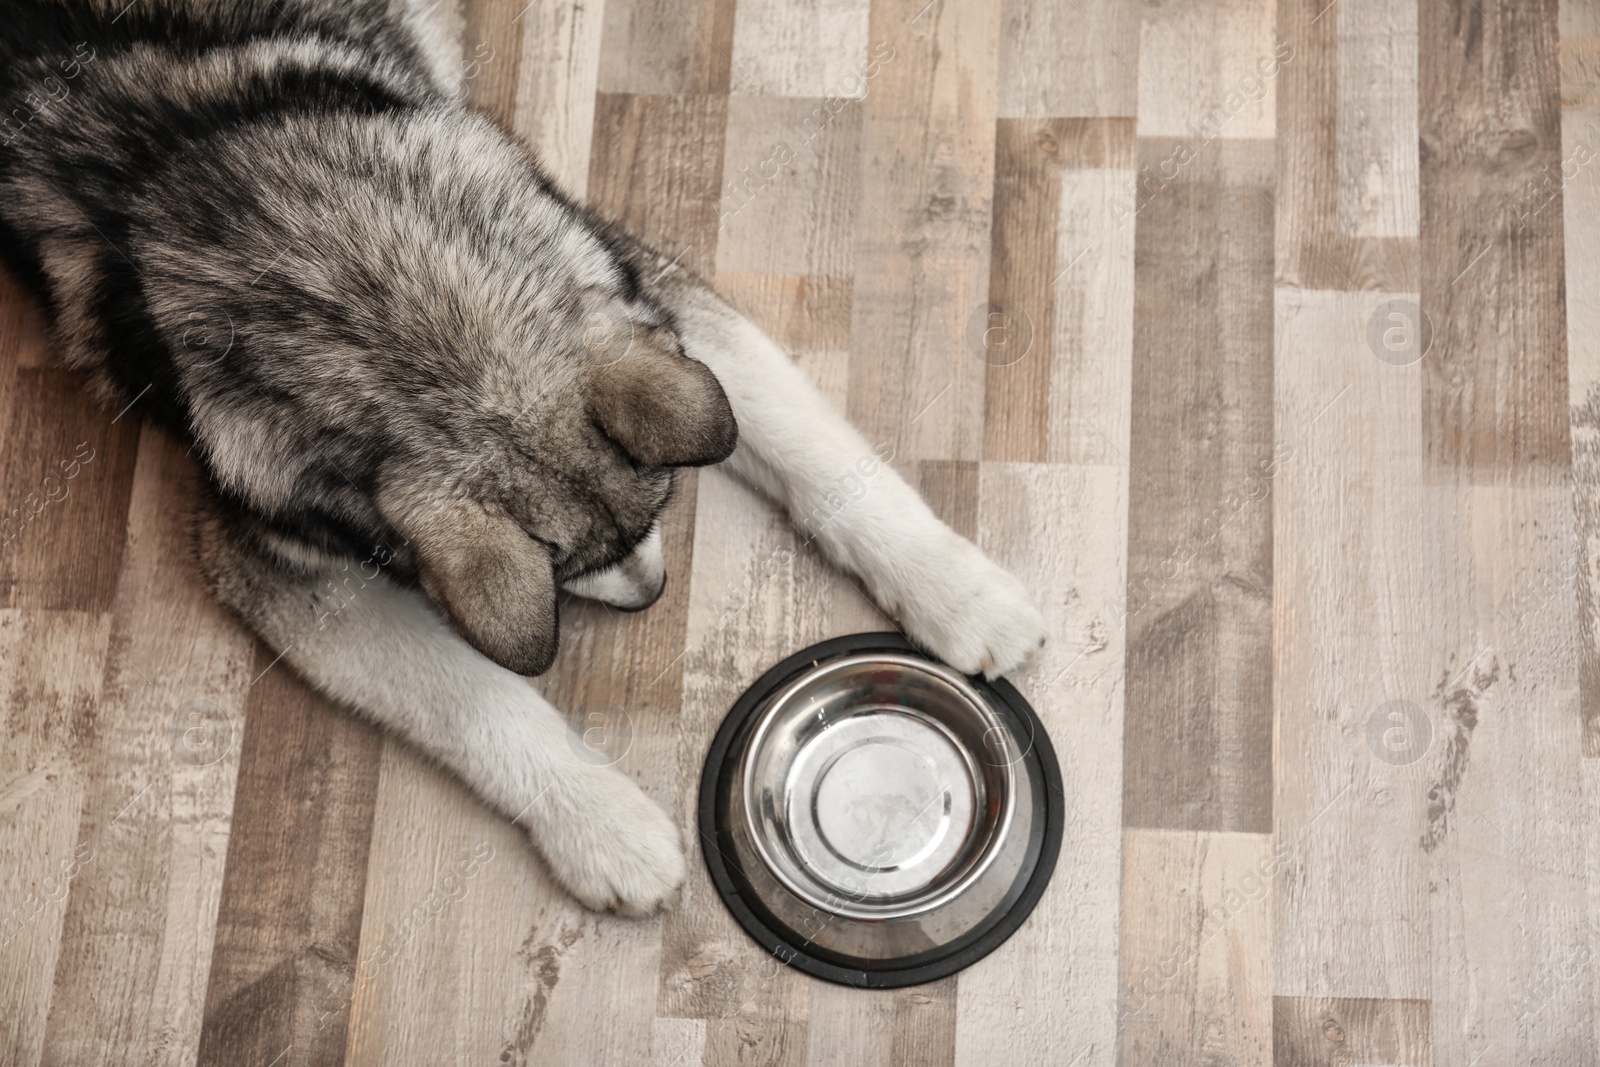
[[890, 531, 1048, 679], [529, 768, 687, 916]]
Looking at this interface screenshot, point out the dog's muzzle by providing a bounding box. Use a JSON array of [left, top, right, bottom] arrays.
[[559, 526, 667, 611]]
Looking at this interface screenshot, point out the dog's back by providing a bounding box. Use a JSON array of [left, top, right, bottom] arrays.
[[0, 0, 445, 422], [0, 0, 698, 573]]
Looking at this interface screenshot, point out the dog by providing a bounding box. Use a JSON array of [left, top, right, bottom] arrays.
[[0, 0, 1048, 915]]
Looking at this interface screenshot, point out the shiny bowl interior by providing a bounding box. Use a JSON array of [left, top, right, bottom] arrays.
[[740, 654, 1017, 920], [700, 634, 1062, 989]]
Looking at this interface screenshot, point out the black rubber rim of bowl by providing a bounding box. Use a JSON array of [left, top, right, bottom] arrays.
[[697, 632, 1065, 990]]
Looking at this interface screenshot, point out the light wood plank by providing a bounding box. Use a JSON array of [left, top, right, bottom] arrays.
[[1135, 0, 1277, 141], [340, 743, 545, 1065], [1334, 0, 1419, 237], [513, 480, 702, 1066], [997, 0, 1138, 120], [510, 0, 606, 197], [1564, 38, 1600, 1054], [954, 463, 1126, 1067], [598, 0, 737, 94], [1428, 482, 1592, 1065], [1561, 92, 1600, 757], [1046, 130, 1136, 469], [844, 0, 1002, 462], [1565, 0, 1600, 38], [1585, 760, 1600, 1061], [1117, 830, 1273, 1066], [804, 979, 957, 1066], [1272, 287, 1439, 1005], [728, 0, 872, 99], [1275, 0, 1419, 291], [0, 610, 107, 1067], [1272, 996, 1431, 1067], [651, 1017, 706, 1066], [1274, 288, 1593, 1061], [715, 96, 863, 280]]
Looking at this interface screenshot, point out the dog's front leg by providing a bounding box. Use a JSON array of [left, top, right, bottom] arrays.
[[196, 504, 687, 915], [647, 268, 1049, 678]]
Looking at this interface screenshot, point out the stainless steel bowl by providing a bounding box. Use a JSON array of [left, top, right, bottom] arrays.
[[700, 633, 1062, 989]]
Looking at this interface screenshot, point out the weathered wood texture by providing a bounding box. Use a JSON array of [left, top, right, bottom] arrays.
[[1122, 136, 1276, 837], [2, 1, 1596, 1065], [1419, 0, 1569, 478]]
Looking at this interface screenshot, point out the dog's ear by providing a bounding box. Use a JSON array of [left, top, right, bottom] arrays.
[[583, 310, 738, 468], [378, 489, 559, 675]]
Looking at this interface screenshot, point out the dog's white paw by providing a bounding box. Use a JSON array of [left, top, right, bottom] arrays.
[[888, 530, 1048, 679], [530, 767, 688, 916]]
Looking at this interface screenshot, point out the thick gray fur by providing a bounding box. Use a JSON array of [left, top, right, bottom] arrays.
[[0, 0, 737, 674]]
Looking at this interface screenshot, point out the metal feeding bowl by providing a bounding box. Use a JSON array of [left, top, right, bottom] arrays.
[[699, 633, 1063, 988]]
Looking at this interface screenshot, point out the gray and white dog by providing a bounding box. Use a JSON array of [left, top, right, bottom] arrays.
[[0, 0, 1047, 914]]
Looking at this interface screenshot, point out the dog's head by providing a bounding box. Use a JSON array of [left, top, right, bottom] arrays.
[[373, 288, 737, 675], [140, 111, 736, 675]]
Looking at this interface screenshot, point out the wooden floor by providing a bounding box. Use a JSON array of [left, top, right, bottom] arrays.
[[3, 0, 1599, 1062]]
